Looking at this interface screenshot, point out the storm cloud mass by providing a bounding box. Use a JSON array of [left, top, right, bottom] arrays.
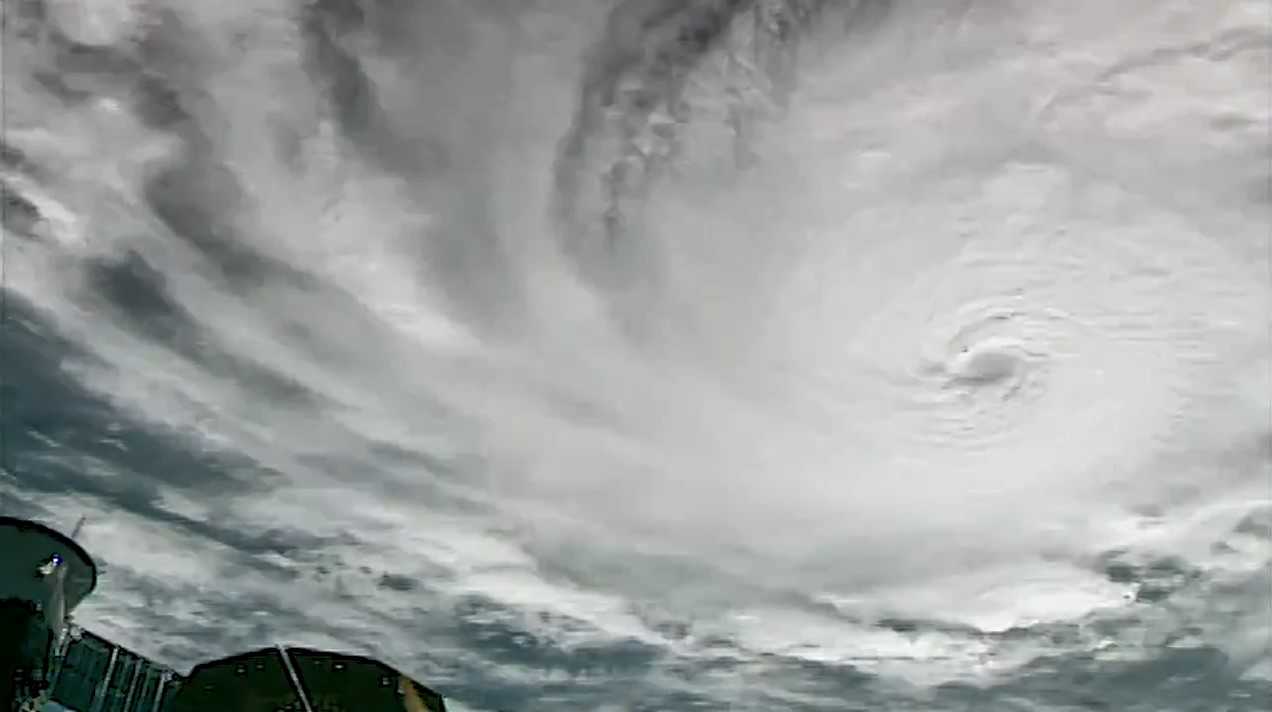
[[2, 1, 1269, 710]]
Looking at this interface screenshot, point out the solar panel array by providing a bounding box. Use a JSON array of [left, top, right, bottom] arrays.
[[48, 629, 179, 712]]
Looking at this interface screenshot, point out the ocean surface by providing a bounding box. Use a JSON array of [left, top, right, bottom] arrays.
[[3, 1, 1270, 710]]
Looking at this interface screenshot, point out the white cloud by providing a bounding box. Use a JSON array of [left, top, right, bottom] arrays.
[[7, 0, 1269, 707]]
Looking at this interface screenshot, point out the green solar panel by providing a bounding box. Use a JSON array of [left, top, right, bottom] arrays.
[[1, 519, 445, 712], [47, 629, 180, 712]]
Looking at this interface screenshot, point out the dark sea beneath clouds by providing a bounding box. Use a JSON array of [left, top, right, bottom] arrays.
[[3, 1, 1270, 710]]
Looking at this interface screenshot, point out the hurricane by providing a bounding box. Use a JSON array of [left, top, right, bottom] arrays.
[[2, 1, 1269, 710]]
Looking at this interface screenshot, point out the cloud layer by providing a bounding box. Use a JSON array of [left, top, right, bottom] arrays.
[[3, 1, 1269, 709]]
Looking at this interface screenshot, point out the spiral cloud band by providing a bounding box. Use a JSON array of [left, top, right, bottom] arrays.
[[1, 1, 1268, 710]]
